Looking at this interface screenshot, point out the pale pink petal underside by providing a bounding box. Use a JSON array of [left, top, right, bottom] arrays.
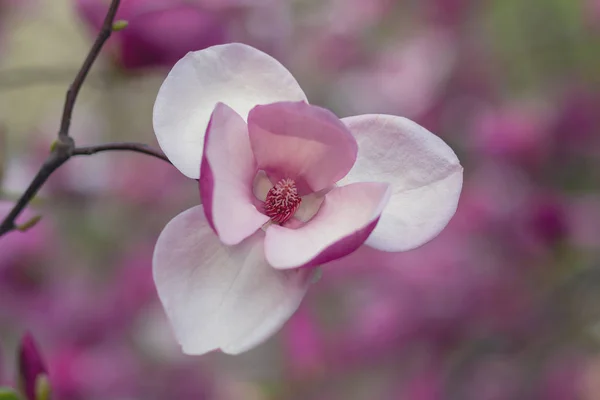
[[153, 206, 313, 355], [340, 114, 462, 252]]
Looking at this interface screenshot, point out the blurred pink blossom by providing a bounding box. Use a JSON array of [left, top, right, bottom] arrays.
[[31, 249, 155, 348], [400, 360, 444, 400], [470, 102, 553, 167], [331, 29, 456, 118], [551, 87, 600, 159], [536, 355, 586, 400], [102, 248, 157, 330], [326, 0, 394, 34], [291, 29, 364, 74], [282, 306, 326, 379], [517, 192, 569, 253], [110, 153, 190, 206], [289, 0, 393, 74], [421, 0, 476, 27], [76, 0, 227, 70], [49, 342, 141, 399], [462, 356, 523, 400], [0, 202, 57, 326], [32, 276, 113, 346], [75, 0, 291, 70]]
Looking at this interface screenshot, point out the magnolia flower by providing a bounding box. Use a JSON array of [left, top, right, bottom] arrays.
[[152, 43, 462, 355]]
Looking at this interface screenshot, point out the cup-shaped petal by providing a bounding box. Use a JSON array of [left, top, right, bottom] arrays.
[[264, 182, 391, 269], [153, 43, 307, 178], [340, 114, 463, 251], [153, 206, 314, 355], [200, 103, 270, 245], [248, 101, 358, 195]]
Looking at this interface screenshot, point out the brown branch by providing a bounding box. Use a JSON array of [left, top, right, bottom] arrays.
[[58, 0, 120, 141], [0, 0, 123, 237], [73, 143, 171, 164], [0, 140, 170, 236], [0, 150, 70, 236]]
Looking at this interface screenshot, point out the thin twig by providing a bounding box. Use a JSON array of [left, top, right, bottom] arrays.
[[0, 151, 70, 235], [0, 0, 123, 237], [0, 0, 175, 238], [58, 0, 121, 141], [73, 143, 171, 164]]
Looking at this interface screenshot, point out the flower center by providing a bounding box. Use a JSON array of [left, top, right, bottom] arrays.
[[264, 178, 301, 225]]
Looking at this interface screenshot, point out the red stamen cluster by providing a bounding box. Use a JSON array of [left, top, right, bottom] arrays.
[[264, 178, 301, 224]]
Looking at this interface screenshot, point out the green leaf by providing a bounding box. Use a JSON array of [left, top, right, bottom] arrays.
[[0, 388, 22, 400]]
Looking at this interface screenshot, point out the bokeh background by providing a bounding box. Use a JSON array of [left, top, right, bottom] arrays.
[[1, 0, 600, 399]]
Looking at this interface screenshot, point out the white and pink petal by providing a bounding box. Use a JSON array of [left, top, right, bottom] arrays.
[[153, 43, 307, 178], [248, 101, 358, 195], [153, 206, 313, 355], [340, 114, 463, 252], [199, 103, 269, 245], [264, 182, 391, 269]]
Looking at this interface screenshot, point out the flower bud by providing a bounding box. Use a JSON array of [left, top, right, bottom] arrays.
[[17, 333, 48, 400]]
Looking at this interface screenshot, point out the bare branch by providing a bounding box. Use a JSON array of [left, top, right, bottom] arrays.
[[73, 143, 171, 164], [0, 0, 123, 238], [58, 0, 121, 141], [0, 150, 70, 236]]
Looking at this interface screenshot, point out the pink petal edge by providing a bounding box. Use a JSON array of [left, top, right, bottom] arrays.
[[340, 114, 463, 252], [199, 103, 269, 245], [264, 182, 392, 269]]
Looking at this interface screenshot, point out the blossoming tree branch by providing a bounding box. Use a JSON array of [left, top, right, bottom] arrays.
[[0, 0, 463, 357]]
